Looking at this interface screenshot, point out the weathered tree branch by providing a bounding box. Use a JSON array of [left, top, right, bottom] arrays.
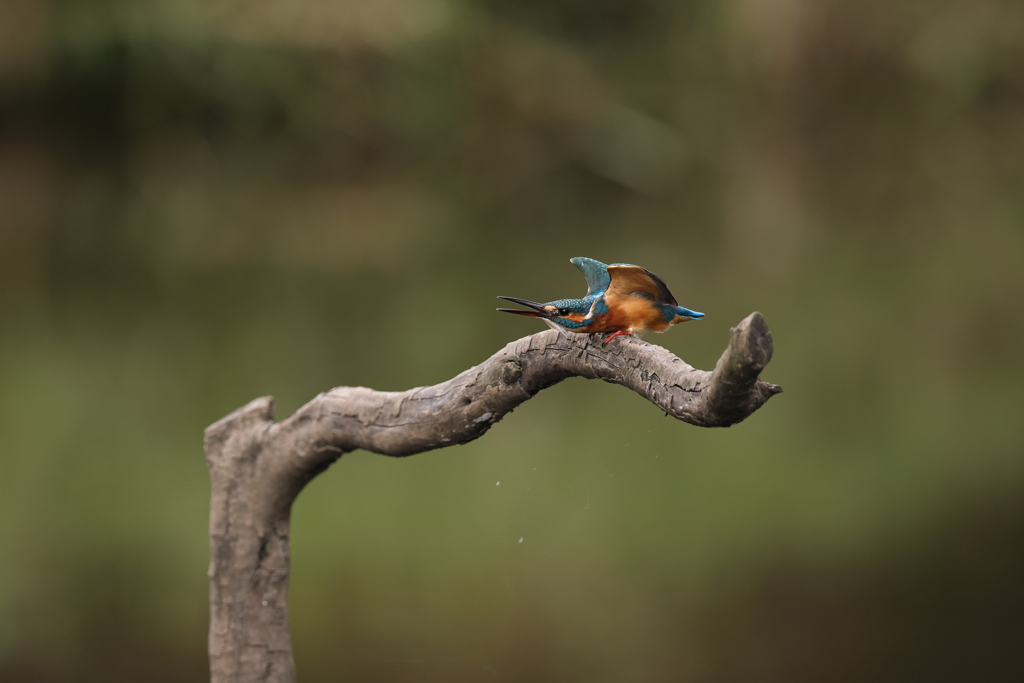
[[204, 312, 781, 682]]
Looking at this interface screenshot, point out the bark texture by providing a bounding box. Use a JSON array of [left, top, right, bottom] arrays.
[[205, 312, 781, 682]]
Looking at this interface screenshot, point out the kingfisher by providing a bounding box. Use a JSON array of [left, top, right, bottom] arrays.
[[497, 257, 704, 343]]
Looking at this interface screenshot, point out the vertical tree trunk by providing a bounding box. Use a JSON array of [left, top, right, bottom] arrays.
[[207, 397, 298, 682]]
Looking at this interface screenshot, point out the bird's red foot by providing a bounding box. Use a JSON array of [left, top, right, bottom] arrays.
[[604, 329, 634, 344]]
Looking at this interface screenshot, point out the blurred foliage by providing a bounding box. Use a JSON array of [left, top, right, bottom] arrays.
[[1, 0, 1023, 681]]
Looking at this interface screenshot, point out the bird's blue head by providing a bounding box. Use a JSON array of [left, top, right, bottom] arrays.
[[496, 296, 594, 330]]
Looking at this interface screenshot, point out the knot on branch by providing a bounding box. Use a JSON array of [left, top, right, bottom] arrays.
[[500, 359, 523, 385]]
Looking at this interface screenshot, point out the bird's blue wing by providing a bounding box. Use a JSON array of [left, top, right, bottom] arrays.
[[570, 257, 611, 297]]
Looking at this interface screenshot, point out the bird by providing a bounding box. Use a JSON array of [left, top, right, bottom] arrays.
[[497, 257, 704, 343]]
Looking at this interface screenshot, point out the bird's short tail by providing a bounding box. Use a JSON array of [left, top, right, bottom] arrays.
[[676, 306, 704, 320]]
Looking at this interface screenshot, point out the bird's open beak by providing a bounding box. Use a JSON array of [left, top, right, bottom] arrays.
[[496, 296, 554, 318]]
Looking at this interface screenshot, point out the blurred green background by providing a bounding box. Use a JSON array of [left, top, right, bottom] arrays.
[[2, 0, 1023, 681]]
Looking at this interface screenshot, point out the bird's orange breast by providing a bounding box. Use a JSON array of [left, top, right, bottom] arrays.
[[584, 294, 669, 333]]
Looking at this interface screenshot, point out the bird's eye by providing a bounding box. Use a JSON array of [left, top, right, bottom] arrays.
[[557, 308, 569, 316]]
